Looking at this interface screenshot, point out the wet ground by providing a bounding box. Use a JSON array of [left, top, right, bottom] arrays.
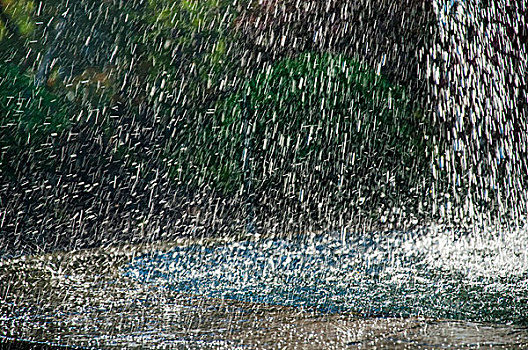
[[1, 230, 527, 349]]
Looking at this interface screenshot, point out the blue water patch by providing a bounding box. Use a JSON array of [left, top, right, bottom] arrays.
[[124, 232, 528, 324]]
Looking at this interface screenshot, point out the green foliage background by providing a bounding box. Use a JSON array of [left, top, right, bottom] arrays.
[[172, 52, 427, 196], [0, 63, 71, 179], [0, 0, 435, 247], [0, 0, 430, 190]]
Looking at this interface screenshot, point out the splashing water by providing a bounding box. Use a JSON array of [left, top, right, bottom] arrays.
[[429, 0, 528, 225], [1, 225, 527, 348], [1, 0, 528, 348], [125, 225, 528, 325]]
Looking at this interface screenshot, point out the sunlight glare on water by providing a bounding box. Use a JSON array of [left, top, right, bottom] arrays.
[[125, 225, 528, 325]]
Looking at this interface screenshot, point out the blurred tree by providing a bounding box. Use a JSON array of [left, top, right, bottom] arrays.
[[235, 0, 437, 100], [0, 0, 34, 68], [0, 0, 34, 39], [171, 53, 430, 229], [0, 62, 71, 179]]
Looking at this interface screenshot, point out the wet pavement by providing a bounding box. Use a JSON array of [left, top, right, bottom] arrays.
[[1, 236, 527, 349]]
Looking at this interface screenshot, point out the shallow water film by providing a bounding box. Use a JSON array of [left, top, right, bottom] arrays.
[[1, 0, 527, 348]]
